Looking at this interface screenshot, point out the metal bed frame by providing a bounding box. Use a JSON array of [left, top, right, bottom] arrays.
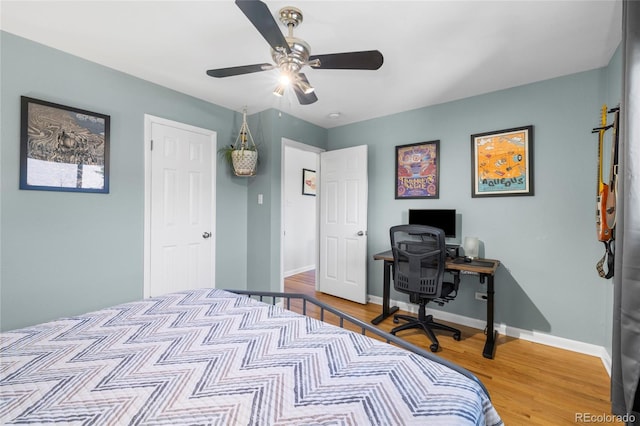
[[227, 289, 491, 398]]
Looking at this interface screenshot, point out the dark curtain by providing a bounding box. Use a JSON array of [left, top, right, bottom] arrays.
[[611, 1, 640, 424]]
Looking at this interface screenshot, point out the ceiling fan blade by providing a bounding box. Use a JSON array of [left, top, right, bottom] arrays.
[[293, 73, 318, 105], [309, 50, 384, 70], [235, 0, 291, 54], [206, 63, 273, 78]]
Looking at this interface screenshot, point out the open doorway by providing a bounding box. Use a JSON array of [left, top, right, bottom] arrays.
[[280, 138, 323, 292]]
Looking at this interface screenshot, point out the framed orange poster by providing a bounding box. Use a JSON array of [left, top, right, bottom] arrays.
[[470, 126, 533, 197]]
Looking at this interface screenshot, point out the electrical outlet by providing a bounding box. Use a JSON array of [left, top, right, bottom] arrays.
[[475, 292, 487, 301]]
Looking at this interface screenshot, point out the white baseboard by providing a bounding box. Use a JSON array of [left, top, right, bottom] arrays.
[[367, 294, 612, 375], [284, 265, 315, 278]]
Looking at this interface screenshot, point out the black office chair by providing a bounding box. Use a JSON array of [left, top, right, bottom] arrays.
[[389, 224, 461, 352]]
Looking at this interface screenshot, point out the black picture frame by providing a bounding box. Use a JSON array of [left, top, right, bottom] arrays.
[[20, 96, 110, 193], [302, 168, 316, 196], [470, 125, 534, 197], [395, 140, 440, 199]]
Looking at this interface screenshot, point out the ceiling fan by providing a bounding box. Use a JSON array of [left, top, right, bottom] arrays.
[[206, 0, 384, 105]]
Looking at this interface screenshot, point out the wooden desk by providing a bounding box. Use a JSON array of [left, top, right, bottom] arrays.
[[372, 250, 500, 359]]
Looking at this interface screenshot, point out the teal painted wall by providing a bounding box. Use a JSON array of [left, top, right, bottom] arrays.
[[0, 32, 247, 330], [326, 61, 622, 346], [0, 29, 622, 349], [245, 110, 327, 292]]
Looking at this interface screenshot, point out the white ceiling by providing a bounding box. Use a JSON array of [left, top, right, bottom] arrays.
[[1, 0, 622, 128]]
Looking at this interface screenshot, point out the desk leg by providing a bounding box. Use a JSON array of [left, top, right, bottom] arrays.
[[483, 274, 497, 359], [371, 260, 399, 325]]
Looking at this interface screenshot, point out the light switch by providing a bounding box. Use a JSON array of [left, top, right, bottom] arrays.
[[258, 194, 263, 204]]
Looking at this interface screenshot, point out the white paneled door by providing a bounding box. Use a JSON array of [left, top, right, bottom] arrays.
[[319, 145, 368, 304], [147, 117, 216, 297]]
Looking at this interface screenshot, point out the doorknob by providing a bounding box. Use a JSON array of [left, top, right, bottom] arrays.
[[357, 230, 366, 236], [202, 232, 211, 239]]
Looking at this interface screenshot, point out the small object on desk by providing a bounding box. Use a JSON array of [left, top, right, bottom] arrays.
[[463, 236, 480, 258], [464, 257, 472, 263]]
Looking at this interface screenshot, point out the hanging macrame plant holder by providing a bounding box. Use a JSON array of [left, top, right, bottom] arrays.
[[229, 108, 258, 176]]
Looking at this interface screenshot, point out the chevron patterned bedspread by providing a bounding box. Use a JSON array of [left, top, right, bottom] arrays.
[[0, 288, 502, 425]]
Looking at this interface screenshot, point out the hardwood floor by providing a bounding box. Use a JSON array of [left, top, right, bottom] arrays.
[[284, 270, 621, 425]]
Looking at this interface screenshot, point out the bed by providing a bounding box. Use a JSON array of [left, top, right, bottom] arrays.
[[0, 288, 502, 425]]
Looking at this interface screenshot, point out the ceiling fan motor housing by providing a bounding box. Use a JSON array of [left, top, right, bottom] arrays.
[[272, 7, 315, 75], [272, 37, 311, 74]]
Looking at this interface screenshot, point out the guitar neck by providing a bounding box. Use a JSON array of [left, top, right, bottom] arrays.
[[597, 104, 607, 194]]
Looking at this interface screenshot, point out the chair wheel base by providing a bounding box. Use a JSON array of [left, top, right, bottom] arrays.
[[453, 333, 461, 341], [393, 318, 399, 324], [430, 343, 439, 352]]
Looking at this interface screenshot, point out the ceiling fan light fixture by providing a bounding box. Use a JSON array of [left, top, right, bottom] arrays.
[[278, 72, 292, 86], [296, 79, 315, 94], [273, 84, 286, 97]]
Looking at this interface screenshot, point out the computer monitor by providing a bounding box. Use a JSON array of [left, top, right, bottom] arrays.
[[408, 209, 459, 245]]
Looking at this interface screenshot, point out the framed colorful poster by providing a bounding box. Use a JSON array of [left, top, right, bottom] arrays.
[[395, 140, 439, 199], [470, 125, 534, 197], [20, 96, 110, 193]]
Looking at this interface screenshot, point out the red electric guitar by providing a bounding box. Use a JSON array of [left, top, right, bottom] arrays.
[[592, 105, 619, 278]]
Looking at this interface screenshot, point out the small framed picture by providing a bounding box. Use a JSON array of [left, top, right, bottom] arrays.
[[395, 140, 440, 199], [20, 96, 110, 193], [470, 125, 533, 197], [302, 168, 316, 196]]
